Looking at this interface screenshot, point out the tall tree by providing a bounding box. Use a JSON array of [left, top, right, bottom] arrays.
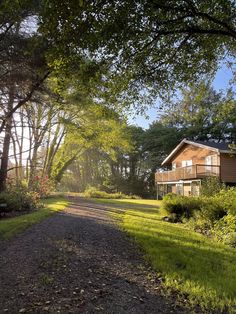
[[40, 0, 236, 101], [161, 81, 236, 141], [0, 2, 50, 190]]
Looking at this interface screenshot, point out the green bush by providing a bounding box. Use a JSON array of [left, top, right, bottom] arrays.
[[162, 194, 202, 221], [200, 198, 226, 224], [164, 187, 236, 247], [83, 186, 140, 199], [0, 185, 41, 215], [200, 177, 226, 196], [213, 188, 236, 216], [162, 192, 176, 201], [213, 214, 236, 247], [188, 198, 227, 234]]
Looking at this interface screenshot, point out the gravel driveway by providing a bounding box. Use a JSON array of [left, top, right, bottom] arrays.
[[0, 198, 186, 314]]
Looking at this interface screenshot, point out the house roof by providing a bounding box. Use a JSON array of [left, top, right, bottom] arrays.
[[193, 140, 234, 151], [161, 139, 236, 166]]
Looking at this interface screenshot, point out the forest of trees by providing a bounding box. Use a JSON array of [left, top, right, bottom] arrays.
[[0, 0, 235, 197]]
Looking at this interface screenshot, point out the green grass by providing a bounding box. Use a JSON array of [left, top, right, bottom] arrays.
[[0, 197, 69, 240], [91, 198, 236, 312]]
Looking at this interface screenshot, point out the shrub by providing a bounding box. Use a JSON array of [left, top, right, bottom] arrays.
[[162, 192, 176, 201], [83, 186, 140, 199], [213, 188, 236, 216], [162, 194, 202, 222], [213, 214, 236, 247], [200, 177, 226, 196], [200, 198, 226, 224], [0, 185, 41, 215], [163, 187, 236, 247], [31, 176, 55, 198], [188, 198, 227, 234]]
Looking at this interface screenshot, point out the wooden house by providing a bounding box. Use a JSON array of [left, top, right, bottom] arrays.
[[155, 139, 236, 198]]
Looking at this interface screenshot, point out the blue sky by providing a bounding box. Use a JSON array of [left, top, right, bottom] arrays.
[[130, 65, 235, 129]]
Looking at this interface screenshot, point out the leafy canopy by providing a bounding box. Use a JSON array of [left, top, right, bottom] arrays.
[[40, 0, 236, 101]]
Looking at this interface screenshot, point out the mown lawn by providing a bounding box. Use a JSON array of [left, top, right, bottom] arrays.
[[0, 197, 69, 240], [92, 198, 236, 312]]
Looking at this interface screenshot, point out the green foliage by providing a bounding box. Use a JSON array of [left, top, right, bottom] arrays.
[[83, 186, 140, 200], [200, 199, 226, 223], [165, 187, 236, 246], [40, 0, 236, 100], [213, 214, 236, 247], [143, 122, 183, 168], [161, 81, 236, 142], [30, 176, 55, 198], [200, 177, 226, 196], [189, 199, 227, 234], [213, 188, 236, 215], [51, 107, 131, 184], [0, 185, 41, 214], [162, 192, 177, 201], [162, 194, 202, 221]]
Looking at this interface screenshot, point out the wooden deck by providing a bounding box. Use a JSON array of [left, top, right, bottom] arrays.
[[155, 164, 220, 182]]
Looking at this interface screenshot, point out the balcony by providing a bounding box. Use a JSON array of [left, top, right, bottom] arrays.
[[155, 164, 220, 182]]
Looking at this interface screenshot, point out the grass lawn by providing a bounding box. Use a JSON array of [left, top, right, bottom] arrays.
[[91, 198, 236, 312], [0, 197, 69, 240]]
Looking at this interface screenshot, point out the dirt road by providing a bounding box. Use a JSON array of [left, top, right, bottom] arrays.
[[0, 198, 185, 313]]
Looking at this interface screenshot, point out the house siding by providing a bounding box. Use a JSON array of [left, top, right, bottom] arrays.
[[220, 153, 236, 183], [156, 142, 236, 201], [171, 144, 220, 167]]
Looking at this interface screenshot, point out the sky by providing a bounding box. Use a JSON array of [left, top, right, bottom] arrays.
[[130, 64, 235, 129]]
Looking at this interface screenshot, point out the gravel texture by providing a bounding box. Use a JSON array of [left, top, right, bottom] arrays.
[[0, 198, 186, 314]]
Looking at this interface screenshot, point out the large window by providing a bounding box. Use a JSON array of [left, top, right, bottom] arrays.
[[182, 160, 192, 167], [205, 155, 217, 172]]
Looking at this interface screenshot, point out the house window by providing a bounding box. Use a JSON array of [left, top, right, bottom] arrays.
[[172, 163, 176, 169], [182, 160, 192, 167], [176, 183, 183, 195], [205, 155, 217, 172], [191, 181, 200, 196]]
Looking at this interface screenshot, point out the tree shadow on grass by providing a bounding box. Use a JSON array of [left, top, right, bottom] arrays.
[[125, 227, 236, 304], [70, 201, 161, 222], [65, 199, 236, 309], [58, 210, 235, 311], [81, 197, 161, 213]]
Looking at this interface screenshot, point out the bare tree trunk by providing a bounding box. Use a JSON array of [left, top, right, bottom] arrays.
[[44, 126, 65, 177], [18, 107, 25, 180], [10, 126, 19, 182], [0, 86, 14, 191]]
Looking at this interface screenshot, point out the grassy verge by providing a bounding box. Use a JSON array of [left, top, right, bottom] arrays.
[[0, 197, 69, 240], [91, 198, 236, 312]]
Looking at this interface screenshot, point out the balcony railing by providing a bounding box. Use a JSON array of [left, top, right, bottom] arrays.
[[155, 164, 220, 182]]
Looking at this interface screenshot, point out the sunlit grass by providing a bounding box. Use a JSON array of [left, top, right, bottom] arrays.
[[92, 198, 236, 312], [0, 197, 69, 240], [87, 198, 162, 212], [92, 198, 162, 206]]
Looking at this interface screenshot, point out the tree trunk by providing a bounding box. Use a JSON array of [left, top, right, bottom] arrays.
[[0, 86, 14, 191]]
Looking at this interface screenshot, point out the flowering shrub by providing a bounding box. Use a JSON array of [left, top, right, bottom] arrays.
[[31, 175, 54, 198], [0, 185, 41, 214]]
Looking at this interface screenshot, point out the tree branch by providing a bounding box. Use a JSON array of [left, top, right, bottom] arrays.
[[0, 70, 50, 134]]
